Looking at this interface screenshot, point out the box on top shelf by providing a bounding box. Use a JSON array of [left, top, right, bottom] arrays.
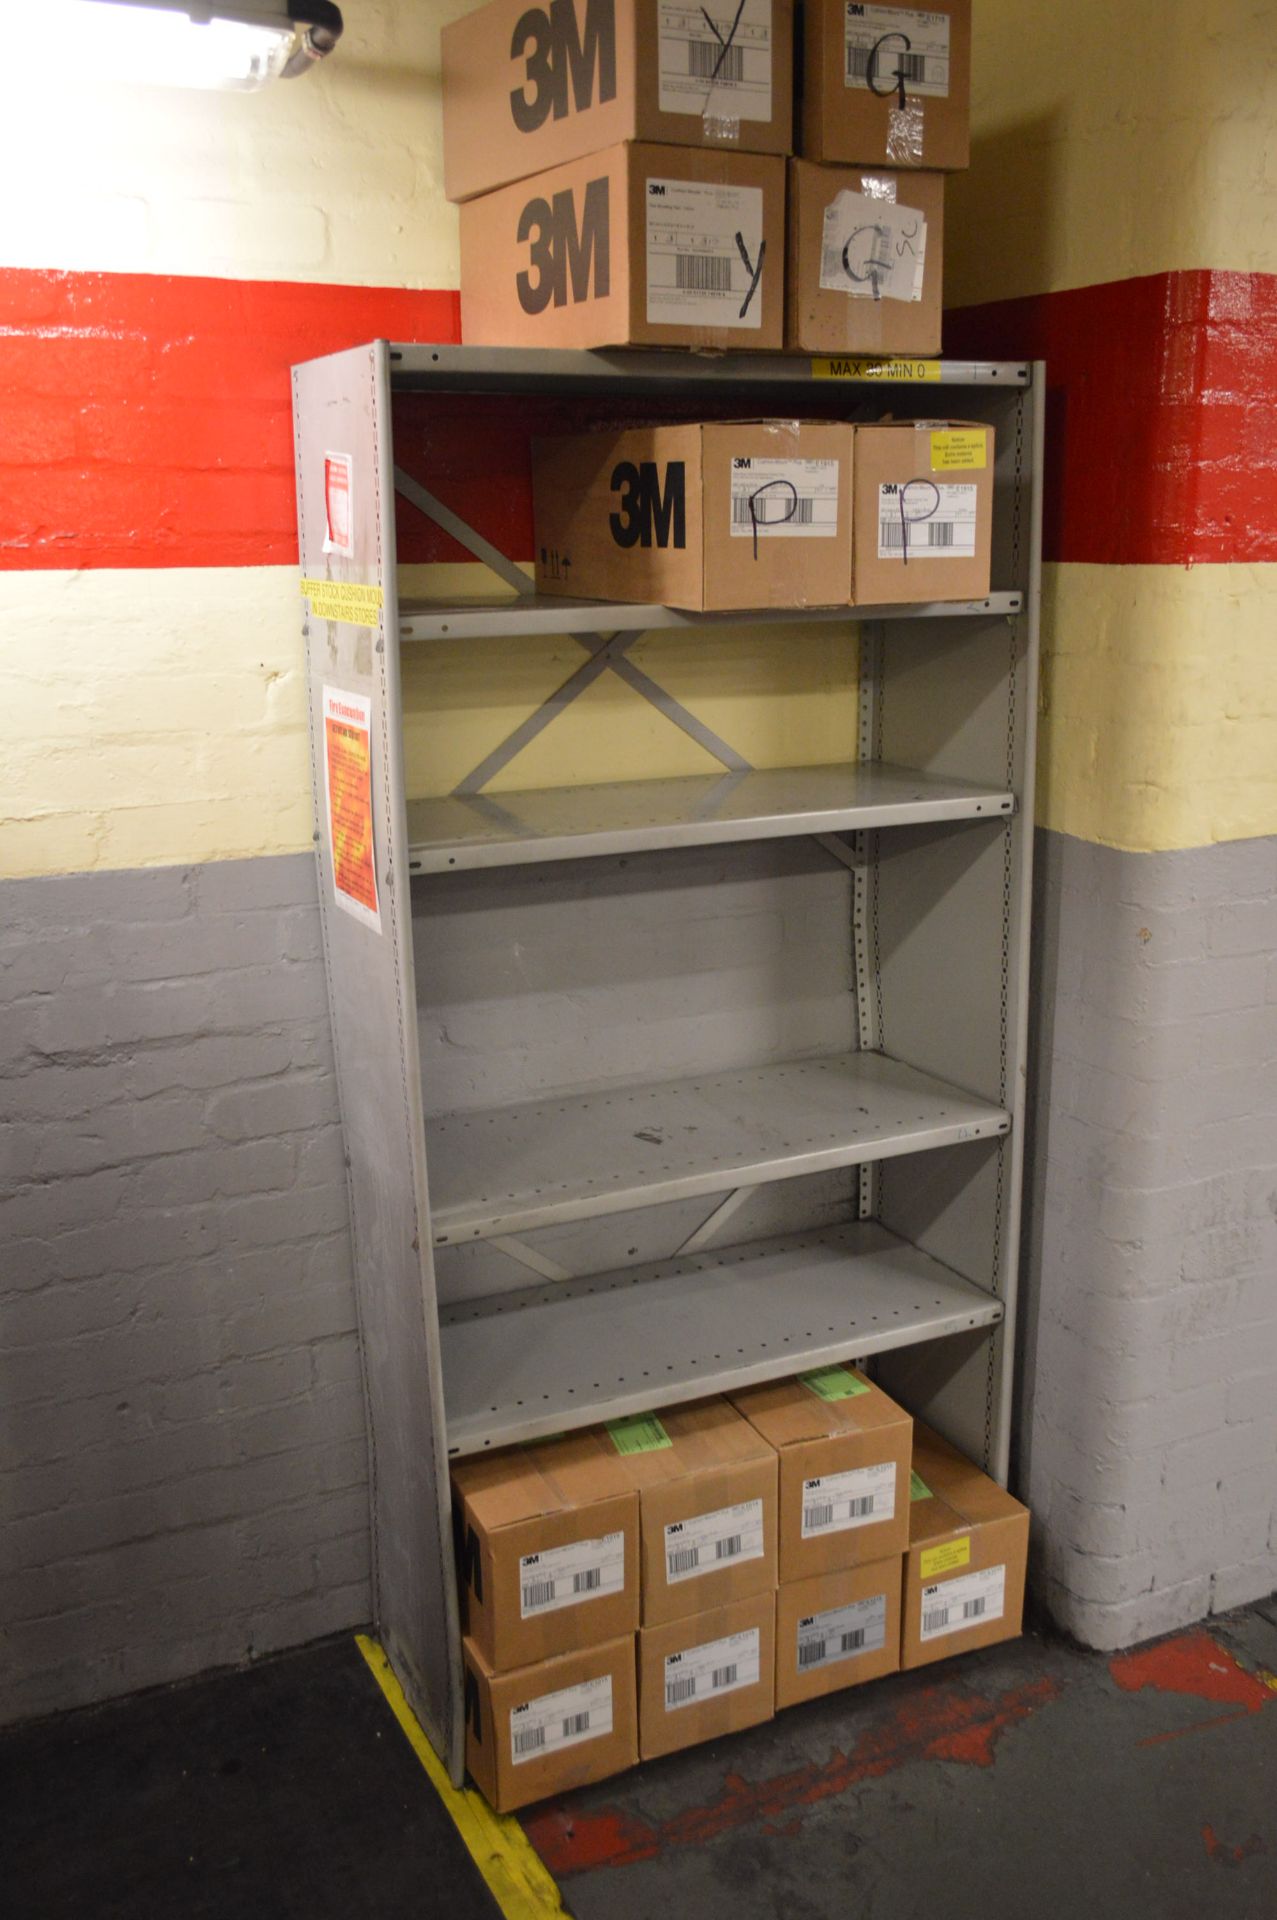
[[786, 159, 944, 355], [532, 418, 853, 610], [775, 1553, 902, 1708], [464, 1633, 638, 1812], [451, 1431, 639, 1672], [730, 1365, 912, 1581], [459, 142, 785, 351], [801, 0, 971, 171], [901, 1422, 1029, 1669], [638, 1589, 775, 1759], [605, 1400, 778, 1624], [443, 0, 794, 204], [851, 419, 994, 603]]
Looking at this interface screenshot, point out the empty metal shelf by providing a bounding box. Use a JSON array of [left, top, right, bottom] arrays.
[[440, 1219, 1004, 1454], [426, 1051, 1009, 1246], [398, 588, 1022, 641]]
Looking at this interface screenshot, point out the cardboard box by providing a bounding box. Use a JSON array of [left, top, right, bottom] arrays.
[[901, 1422, 1030, 1670], [786, 159, 943, 355], [801, 0, 971, 171], [533, 419, 853, 609], [452, 1431, 639, 1672], [605, 1400, 778, 1624], [464, 1633, 638, 1812], [459, 142, 785, 351], [775, 1555, 902, 1708], [851, 420, 994, 603], [638, 1591, 775, 1759], [443, 0, 794, 204], [730, 1365, 912, 1580]]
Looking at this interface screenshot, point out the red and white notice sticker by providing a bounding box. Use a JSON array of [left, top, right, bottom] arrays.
[[323, 451, 354, 555]]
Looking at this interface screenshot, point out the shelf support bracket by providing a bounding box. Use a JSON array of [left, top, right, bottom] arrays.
[[675, 1187, 752, 1255], [490, 1236, 574, 1284]]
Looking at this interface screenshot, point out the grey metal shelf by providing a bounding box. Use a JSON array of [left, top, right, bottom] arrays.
[[427, 1051, 1009, 1246], [399, 588, 1022, 641], [407, 761, 1014, 874], [389, 343, 1031, 395], [440, 1220, 1005, 1456]]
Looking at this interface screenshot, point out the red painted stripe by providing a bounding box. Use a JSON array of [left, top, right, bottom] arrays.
[[0, 269, 459, 571], [943, 269, 1277, 565]]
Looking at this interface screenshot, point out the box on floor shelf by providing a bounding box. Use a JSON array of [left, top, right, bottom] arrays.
[[786, 159, 944, 355], [451, 1431, 639, 1672], [901, 1422, 1029, 1669], [638, 1590, 776, 1759], [851, 419, 994, 603], [730, 1365, 912, 1581], [464, 1633, 638, 1813], [606, 1400, 778, 1624], [443, 0, 794, 204], [801, 0, 971, 171], [532, 419, 853, 609], [775, 1554, 902, 1708], [459, 143, 785, 351]]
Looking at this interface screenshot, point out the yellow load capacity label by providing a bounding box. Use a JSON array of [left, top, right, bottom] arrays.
[[812, 357, 942, 383], [920, 1536, 972, 1578], [300, 577, 384, 627], [930, 429, 987, 470]]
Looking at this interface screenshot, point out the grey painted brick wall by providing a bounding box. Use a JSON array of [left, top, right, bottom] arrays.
[[1021, 828, 1277, 1648], [0, 854, 368, 1725]]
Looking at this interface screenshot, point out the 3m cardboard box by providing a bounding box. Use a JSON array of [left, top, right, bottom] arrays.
[[459, 143, 785, 351], [452, 1432, 639, 1672], [730, 1365, 911, 1580], [464, 1634, 637, 1812], [851, 420, 994, 603], [901, 1423, 1029, 1670], [801, 0, 971, 171], [443, 0, 794, 203], [775, 1555, 902, 1708], [533, 419, 853, 609], [638, 1590, 775, 1759], [786, 160, 943, 355], [605, 1402, 778, 1624]]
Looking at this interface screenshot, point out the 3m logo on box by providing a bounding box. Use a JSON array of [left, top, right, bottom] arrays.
[[517, 178, 610, 312], [509, 0, 617, 131], [609, 460, 687, 549]]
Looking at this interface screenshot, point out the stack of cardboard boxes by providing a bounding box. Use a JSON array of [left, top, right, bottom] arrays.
[[454, 1372, 1029, 1813], [442, 0, 972, 355]]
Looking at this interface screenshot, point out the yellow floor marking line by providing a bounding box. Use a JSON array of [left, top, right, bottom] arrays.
[[355, 1634, 568, 1920]]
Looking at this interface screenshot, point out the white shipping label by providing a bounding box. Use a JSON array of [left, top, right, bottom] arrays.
[[819, 191, 926, 302], [801, 1460, 897, 1538], [920, 1563, 1006, 1642], [509, 1674, 613, 1765], [795, 1592, 888, 1671], [519, 1532, 625, 1618], [877, 481, 977, 559], [664, 1498, 765, 1583], [658, 0, 773, 123], [844, 4, 952, 96], [664, 1627, 761, 1711], [730, 457, 840, 541], [646, 179, 766, 331]]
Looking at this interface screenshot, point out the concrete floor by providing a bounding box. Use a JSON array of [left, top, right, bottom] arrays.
[[7, 1600, 1277, 1920]]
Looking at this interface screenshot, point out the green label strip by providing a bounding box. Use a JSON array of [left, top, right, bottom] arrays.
[[799, 1366, 870, 1404], [607, 1414, 672, 1456]]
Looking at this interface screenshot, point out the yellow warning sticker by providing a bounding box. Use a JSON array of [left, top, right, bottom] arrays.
[[920, 1536, 972, 1578], [812, 357, 942, 383], [930, 430, 987, 471], [300, 577, 384, 627]]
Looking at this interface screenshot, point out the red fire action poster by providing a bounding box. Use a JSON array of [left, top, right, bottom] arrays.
[[322, 685, 381, 933]]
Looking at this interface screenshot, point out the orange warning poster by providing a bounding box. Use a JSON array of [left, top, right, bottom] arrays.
[[322, 685, 381, 933]]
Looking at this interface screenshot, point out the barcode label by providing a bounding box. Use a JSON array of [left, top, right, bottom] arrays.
[[801, 1461, 898, 1538], [658, 0, 774, 119], [732, 495, 816, 525], [664, 1498, 766, 1584], [729, 456, 840, 542], [689, 40, 745, 79], [675, 252, 733, 292], [664, 1627, 760, 1712], [519, 1531, 626, 1619], [646, 177, 765, 330], [846, 44, 927, 81], [843, 5, 951, 99], [919, 1564, 1007, 1642], [877, 481, 978, 561], [794, 1593, 887, 1673], [880, 519, 954, 548], [510, 1674, 613, 1765]]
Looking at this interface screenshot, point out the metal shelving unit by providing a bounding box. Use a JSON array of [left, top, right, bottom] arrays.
[[292, 342, 1042, 1786]]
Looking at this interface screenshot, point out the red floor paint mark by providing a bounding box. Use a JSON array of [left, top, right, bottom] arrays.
[[1109, 1631, 1273, 1716], [524, 1675, 1060, 1877], [1202, 1824, 1268, 1867]]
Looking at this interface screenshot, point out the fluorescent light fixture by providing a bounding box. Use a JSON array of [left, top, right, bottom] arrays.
[[10, 0, 343, 91]]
